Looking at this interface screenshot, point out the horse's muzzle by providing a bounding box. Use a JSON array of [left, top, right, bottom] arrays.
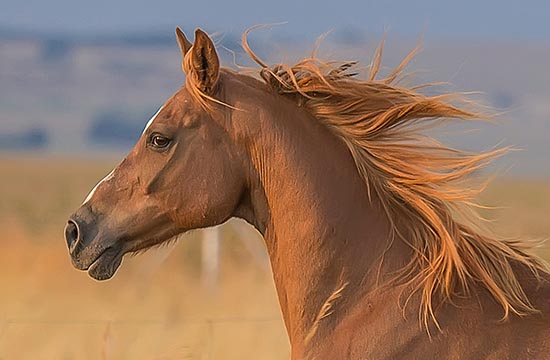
[[64, 206, 123, 280]]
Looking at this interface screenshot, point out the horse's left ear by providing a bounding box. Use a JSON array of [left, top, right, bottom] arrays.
[[175, 26, 192, 70], [185, 29, 220, 94]]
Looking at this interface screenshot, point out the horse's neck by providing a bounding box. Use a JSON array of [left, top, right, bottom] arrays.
[[229, 83, 401, 351]]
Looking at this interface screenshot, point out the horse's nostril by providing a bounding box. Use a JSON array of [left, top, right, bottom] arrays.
[[65, 219, 80, 250]]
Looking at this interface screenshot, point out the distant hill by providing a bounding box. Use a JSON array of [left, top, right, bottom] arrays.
[[0, 30, 548, 174]]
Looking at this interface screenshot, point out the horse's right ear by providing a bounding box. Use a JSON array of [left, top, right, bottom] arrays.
[[175, 26, 192, 72]]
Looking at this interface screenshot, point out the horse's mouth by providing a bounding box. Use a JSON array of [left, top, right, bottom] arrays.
[[87, 246, 124, 281]]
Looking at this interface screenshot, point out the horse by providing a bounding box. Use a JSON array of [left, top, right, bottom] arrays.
[[64, 27, 550, 359]]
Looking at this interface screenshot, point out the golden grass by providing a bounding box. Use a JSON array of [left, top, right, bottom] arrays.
[[0, 156, 287, 359], [0, 156, 548, 358]]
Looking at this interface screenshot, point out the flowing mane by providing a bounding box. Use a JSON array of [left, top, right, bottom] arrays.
[[184, 30, 547, 328]]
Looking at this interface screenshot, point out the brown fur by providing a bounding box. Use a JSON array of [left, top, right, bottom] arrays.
[[187, 29, 548, 330], [66, 27, 550, 359]]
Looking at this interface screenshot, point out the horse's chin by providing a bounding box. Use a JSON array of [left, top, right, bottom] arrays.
[[87, 247, 124, 281]]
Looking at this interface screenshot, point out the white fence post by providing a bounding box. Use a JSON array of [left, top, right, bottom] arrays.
[[201, 226, 220, 293]]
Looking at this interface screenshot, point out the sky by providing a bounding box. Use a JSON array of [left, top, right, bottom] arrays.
[[1, 0, 549, 41]]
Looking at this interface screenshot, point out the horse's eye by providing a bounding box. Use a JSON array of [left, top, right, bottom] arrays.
[[149, 134, 172, 150]]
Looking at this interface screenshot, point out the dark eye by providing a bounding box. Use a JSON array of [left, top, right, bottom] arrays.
[[149, 134, 172, 150]]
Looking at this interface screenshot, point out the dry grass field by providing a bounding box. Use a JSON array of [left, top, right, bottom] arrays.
[[0, 156, 549, 359]]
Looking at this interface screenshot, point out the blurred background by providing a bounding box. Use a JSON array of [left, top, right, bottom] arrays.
[[0, 0, 549, 358]]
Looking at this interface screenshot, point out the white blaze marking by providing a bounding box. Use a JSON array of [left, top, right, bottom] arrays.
[[82, 106, 164, 206], [142, 105, 164, 135], [82, 168, 116, 205]]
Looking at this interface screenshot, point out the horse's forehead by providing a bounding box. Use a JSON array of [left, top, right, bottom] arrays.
[[163, 88, 191, 113], [144, 90, 196, 131]]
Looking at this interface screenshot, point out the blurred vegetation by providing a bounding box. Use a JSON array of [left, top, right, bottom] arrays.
[[88, 110, 146, 148], [40, 38, 73, 64], [0, 128, 48, 151]]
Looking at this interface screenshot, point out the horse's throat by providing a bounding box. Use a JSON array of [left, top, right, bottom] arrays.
[[245, 158, 394, 350]]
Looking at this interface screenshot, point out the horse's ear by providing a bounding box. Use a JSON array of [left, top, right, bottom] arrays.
[[187, 28, 220, 94], [175, 27, 192, 58]]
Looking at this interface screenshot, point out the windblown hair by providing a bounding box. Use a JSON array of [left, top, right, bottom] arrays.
[[186, 30, 547, 328]]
